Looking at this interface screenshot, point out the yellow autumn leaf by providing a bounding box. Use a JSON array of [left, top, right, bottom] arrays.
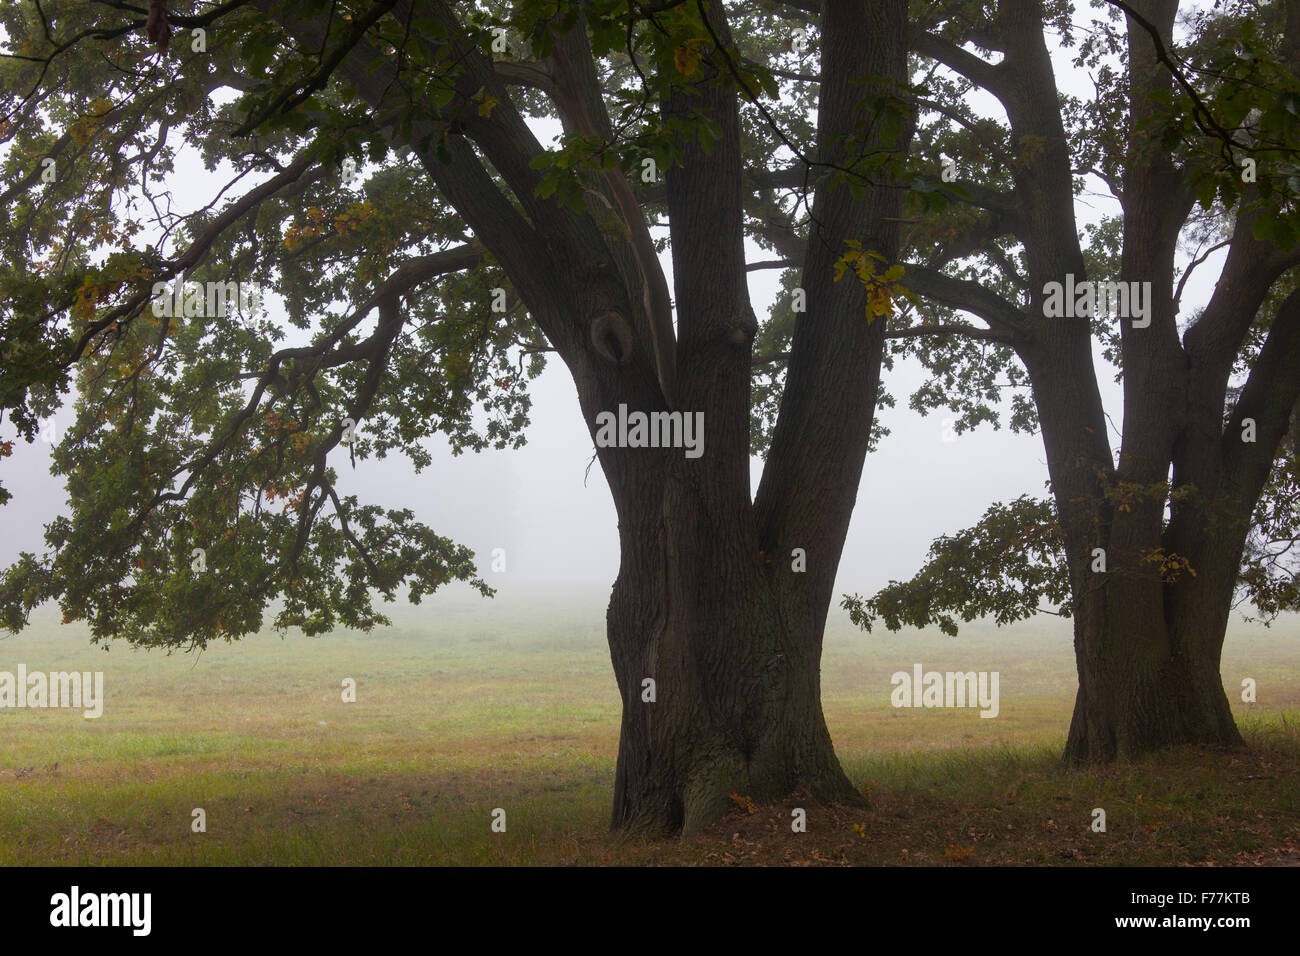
[[868, 287, 894, 320], [674, 44, 702, 75]]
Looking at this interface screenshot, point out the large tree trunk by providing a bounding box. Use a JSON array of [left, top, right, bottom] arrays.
[[606, 503, 861, 836], [1020, 311, 1247, 765], [1042, 380, 1247, 765], [1064, 579, 1243, 765], [595, 0, 907, 836]]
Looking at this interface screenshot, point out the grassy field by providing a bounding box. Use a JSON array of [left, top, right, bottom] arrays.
[[1, 586, 1297, 866]]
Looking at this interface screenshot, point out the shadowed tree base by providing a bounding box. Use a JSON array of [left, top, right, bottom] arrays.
[[605, 548, 868, 837], [1064, 632, 1246, 766], [612, 723, 867, 839]]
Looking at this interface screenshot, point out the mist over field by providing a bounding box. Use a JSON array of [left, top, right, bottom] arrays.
[[2, 584, 1295, 866]]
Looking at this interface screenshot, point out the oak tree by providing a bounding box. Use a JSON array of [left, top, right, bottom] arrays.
[[844, 0, 1300, 764], [0, 0, 920, 835]]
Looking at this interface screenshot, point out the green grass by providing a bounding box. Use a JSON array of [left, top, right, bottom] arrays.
[[1, 591, 1297, 865]]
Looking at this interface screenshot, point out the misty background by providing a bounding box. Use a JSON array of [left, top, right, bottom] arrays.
[[0, 3, 1260, 633]]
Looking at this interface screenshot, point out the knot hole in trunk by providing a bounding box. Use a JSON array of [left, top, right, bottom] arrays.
[[590, 311, 634, 365]]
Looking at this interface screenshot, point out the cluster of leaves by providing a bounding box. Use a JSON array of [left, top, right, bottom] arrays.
[[522, 0, 770, 215], [833, 243, 909, 322], [1170, 1, 1300, 250], [847, 460, 1300, 635], [842, 495, 1071, 636], [0, 0, 574, 645], [884, 33, 1037, 437]]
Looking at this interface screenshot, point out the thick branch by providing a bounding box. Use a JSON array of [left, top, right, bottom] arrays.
[[886, 322, 1014, 343], [1184, 202, 1300, 378], [543, 18, 676, 404], [909, 27, 1010, 100], [902, 263, 1029, 337], [754, 0, 912, 626], [1222, 286, 1300, 515]]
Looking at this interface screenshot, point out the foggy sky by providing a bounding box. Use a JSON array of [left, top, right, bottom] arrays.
[[0, 5, 1227, 614]]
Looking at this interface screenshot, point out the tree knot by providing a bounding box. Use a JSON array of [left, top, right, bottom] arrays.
[[590, 311, 633, 365]]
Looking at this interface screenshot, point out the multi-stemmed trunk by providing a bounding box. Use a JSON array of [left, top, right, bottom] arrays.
[[1018, 323, 1249, 765], [1058, 534, 1246, 764], [605, 474, 863, 835], [975, 0, 1300, 766], [601, 0, 910, 833]]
